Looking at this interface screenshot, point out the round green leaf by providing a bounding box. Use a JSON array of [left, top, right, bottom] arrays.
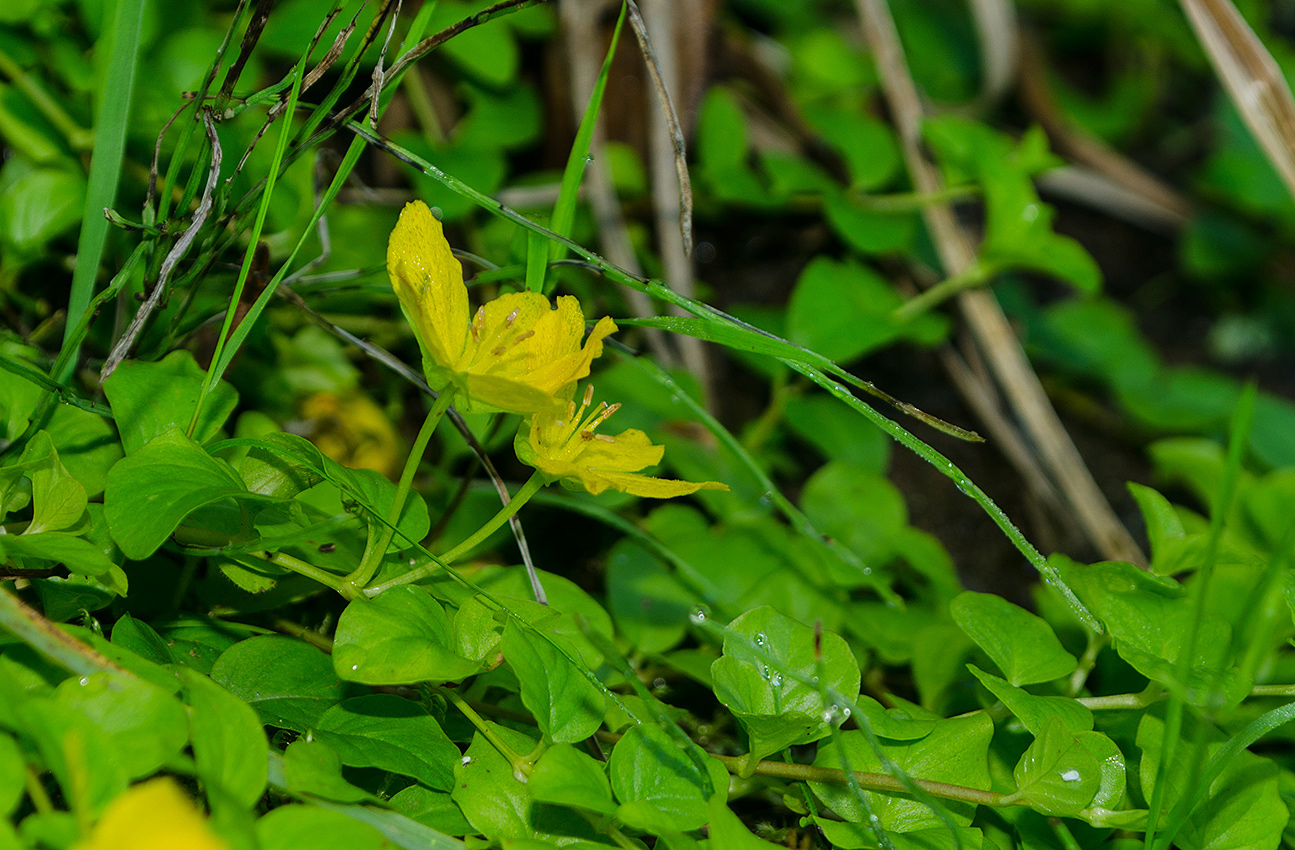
[[314, 694, 459, 791], [54, 672, 188, 780], [950, 591, 1077, 686], [333, 586, 479, 685], [210, 635, 344, 731]]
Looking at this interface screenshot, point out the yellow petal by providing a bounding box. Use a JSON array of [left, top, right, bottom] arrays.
[[589, 471, 729, 498], [525, 313, 617, 397], [576, 428, 665, 473], [461, 373, 560, 415], [387, 201, 469, 370], [74, 778, 229, 850]]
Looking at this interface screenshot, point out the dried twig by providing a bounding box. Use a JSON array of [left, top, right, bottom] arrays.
[[856, 0, 1146, 565], [103, 110, 224, 380], [1179, 0, 1295, 201]]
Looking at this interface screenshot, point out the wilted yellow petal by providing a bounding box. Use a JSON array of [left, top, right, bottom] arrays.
[[74, 778, 228, 850], [300, 391, 403, 479], [518, 385, 727, 498], [387, 201, 469, 375]]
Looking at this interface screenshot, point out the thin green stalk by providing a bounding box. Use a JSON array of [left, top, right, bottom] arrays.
[[439, 472, 545, 564], [192, 57, 306, 434], [441, 687, 529, 776], [258, 551, 345, 592], [61, 0, 145, 373], [364, 471, 545, 597], [893, 262, 994, 322], [344, 390, 456, 596]]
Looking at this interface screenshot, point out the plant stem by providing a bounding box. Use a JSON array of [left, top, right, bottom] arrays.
[[441, 687, 531, 778], [344, 390, 455, 596], [706, 752, 1006, 808], [893, 262, 994, 322], [259, 551, 344, 592], [364, 471, 547, 597]]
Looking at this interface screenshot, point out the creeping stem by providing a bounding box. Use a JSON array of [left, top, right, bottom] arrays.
[[343, 389, 456, 596]]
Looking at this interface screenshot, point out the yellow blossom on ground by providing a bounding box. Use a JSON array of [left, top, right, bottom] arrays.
[[387, 200, 617, 413], [300, 390, 402, 478], [516, 384, 728, 498], [73, 777, 228, 850]]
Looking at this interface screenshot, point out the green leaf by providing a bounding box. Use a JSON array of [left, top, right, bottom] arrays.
[[0, 532, 115, 576], [314, 695, 459, 792], [282, 739, 371, 804], [810, 713, 994, 832], [388, 784, 474, 836], [18, 431, 86, 534], [180, 668, 269, 808], [851, 695, 939, 740], [453, 724, 539, 841], [53, 671, 188, 780], [0, 733, 23, 816], [967, 665, 1092, 735], [1137, 712, 1286, 850], [502, 619, 603, 744], [13, 697, 125, 817], [787, 257, 945, 363], [800, 461, 908, 568], [1128, 483, 1190, 574], [45, 404, 121, 500], [257, 804, 389, 850], [804, 106, 899, 191], [1057, 557, 1249, 706], [103, 350, 239, 454], [609, 723, 729, 833], [1008, 715, 1100, 816], [109, 614, 171, 665], [950, 591, 1077, 685], [210, 635, 344, 732], [333, 586, 479, 685], [710, 606, 860, 763], [0, 166, 85, 257], [706, 795, 783, 849], [606, 539, 695, 654], [783, 394, 891, 472], [824, 190, 917, 254], [103, 428, 255, 559], [528, 743, 616, 816]]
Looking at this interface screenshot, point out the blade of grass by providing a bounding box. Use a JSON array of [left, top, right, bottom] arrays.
[[192, 57, 306, 433], [60, 0, 146, 378], [1143, 383, 1256, 850], [548, 2, 627, 270]]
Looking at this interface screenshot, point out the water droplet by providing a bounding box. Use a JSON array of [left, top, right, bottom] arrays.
[[652, 677, 667, 690], [461, 756, 472, 765], [351, 664, 359, 671], [1061, 769, 1081, 783], [1022, 204, 1039, 222], [841, 707, 851, 719], [78, 677, 89, 686], [689, 606, 708, 623], [759, 491, 773, 506], [761, 665, 772, 680], [754, 632, 767, 646], [585, 154, 594, 164], [771, 673, 783, 687], [822, 705, 845, 725]]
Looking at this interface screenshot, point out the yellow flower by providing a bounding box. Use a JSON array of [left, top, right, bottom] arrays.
[[74, 777, 228, 850], [387, 200, 617, 413], [300, 390, 402, 478], [516, 385, 728, 498]]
